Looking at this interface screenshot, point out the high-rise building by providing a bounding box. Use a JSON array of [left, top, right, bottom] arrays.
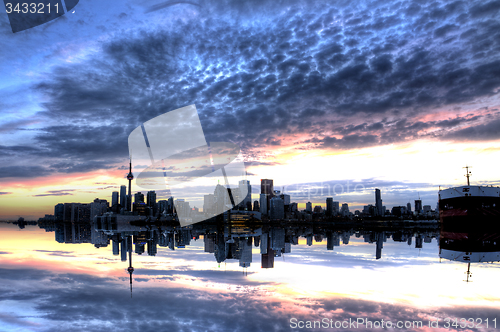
[[146, 191, 156, 207], [341, 203, 349, 216], [90, 198, 108, 218], [269, 197, 284, 220], [305, 202, 312, 212], [259, 194, 267, 216], [54, 203, 64, 221], [375, 189, 383, 216], [261, 179, 274, 196], [146, 191, 157, 214], [204, 194, 215, 215], [158, 200, 168, 214], [239, 180, 251, 210], [120, 185, 127, 209], [415, 199, 422, 214], [253, 200, 260, 211], [135, 192, 145, 204], [407, 202, 411, 213], [332, 201, 339, 215], [112, 192, 119, 207], [326, 197, 333, 216], [261, 179, 274, 209]]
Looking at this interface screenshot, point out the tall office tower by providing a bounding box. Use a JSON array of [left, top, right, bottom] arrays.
[[239, 180, 252, 210], [261, 179, 274, 195], [126, 159, 134, 211], [54, 203, 64, 221], [90, 198, 108, 218], [120, 185, 127, 209], [203, 194, 215, 215], [261, 179, 274, 209], [305, 202, 312, 212], [259, 194, 268, 215], [407, 202, 411, 213], [63, 203, 91, 222], [112, 192, 119, 207], [333, 201, 340, 215], [214, 184, 231, 213], [167, 197, 174, 214], [375, 189, 383, 216], [253, 200, 259, 211], [146, 191, 157, 214], [269, 196, 285, 220], [341, 203, 349, 216], [134, 192, 145, 204], [280, 193, 290, 206], [158, 200, 167, 214], [414, 199, 422, 214], [326, 197, 334, 216]]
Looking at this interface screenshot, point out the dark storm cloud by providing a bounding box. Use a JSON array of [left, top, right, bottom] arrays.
[[0, 192, 12, 195], [0, 166, 51, 178], [2, 0, 498, 175], [442, 118, 500, 141]]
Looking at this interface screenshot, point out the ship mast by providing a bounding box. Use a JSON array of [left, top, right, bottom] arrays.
[[463, 166, 472, 186]]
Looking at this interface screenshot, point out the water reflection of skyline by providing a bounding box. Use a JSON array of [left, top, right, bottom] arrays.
[[35, 218, 440, 265], [2, 218, 500, 332]]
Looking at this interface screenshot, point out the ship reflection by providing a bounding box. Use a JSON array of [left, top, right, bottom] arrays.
[[439, 215, 500, 282]]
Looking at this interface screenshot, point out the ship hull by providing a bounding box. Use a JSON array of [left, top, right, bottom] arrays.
[[439, 195, 500, 228]]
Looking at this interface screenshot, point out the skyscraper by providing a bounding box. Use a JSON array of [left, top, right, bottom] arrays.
[[90, 198, 108, 218], [269, 196, 284, 220], [239, 180, 251, 210], [203, 194, 215, 215], [375, 188, 383, 216], [54, 203, 64, 221], [259, 193, 268, 216], [415, 199, 422, 214], [261, 179, 274, 209], [261, 179, 274, 196], [305, 202, 312, 212], [120, 185, 127, 210], [134, 192, 145, 204], [341, 203, 349, 216], [112, 192, 119, 207], [326, 197, 333, 216], [146, 191, 157, 213]]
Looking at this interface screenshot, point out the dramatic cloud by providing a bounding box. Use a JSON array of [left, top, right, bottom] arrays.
[[22, 0, 500, 167]]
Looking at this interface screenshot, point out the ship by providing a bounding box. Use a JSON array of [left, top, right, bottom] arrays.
[[439, 167, 500, 280], [438, 166, 500, 226]]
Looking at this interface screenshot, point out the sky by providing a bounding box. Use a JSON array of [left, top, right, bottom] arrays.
[[1, 0, 500, 219]]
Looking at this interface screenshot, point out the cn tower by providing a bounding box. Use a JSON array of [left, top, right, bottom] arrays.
[[126, 158, 134, 211]]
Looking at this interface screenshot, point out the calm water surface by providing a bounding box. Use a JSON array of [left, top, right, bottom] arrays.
[[0, 220, 499, 332]]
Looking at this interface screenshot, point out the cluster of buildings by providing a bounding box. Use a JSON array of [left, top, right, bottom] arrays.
[[38, 163, 438, 223]]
